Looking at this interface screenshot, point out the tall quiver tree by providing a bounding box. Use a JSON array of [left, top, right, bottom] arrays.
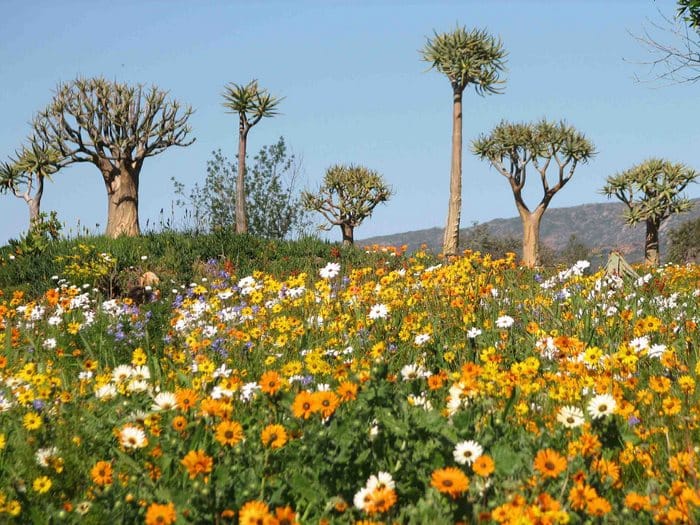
[[222, 80, 282, 234], [602, 159, 698, 266], [31, 77, 194, 238], [473, 120, 595, 267], [0, 142, 63, 228], [421, 26, 507, 256]]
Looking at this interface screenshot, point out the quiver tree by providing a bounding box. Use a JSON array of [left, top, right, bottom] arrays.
[[421, 25, 507, 255], [0, 142, 63, 228], [302, 164, 392, 245], [601, 158, 698, 266], [222, 80, 283, 234], [473, 119, 595, 267], [31, 77, 194, 238]]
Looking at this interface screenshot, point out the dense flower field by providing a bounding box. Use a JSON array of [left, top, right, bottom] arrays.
[[0, 248, 699, 524]]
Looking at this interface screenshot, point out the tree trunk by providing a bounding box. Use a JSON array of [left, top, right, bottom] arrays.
[[442, 89, 463, 256], [341, 223, 354, 246], [27, 174, 44, 229], [104, 164, 140, 238], [520, 209, 544, 268], [644, 218, 661, 266], [236, 120, 249, 234]]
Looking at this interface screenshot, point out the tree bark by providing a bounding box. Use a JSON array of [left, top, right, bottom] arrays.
[[644, 218, 661, 266], [104, 163, 141, 238], [520, 208, 544, 268], [27, 175, 44, 229], [236, 118, 249, 234], [341, 223, 354, 246], [442, 89, 463, 256]]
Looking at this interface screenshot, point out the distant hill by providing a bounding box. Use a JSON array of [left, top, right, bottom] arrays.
[[359, 198, 700, 263]]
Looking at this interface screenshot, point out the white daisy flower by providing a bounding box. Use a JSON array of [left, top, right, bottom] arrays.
[[131, 365, 151, 381], [647, 344, 667, 359], [587, 394, 616, 420], [629, 336, 650, 353], [495, 315, 515, 329], [368, 303, 389, 320], [467, 327, 482, 339], [556, 405, 585, 428], [366, 471, 395, 491], [127, 380, 150, 393], [400, 363, 426, 381], [414, 333, 431, 346], [95, 384, 117, 400], [319, 262, 341, 279], [151, 392, 177, 411], [119, 424, 148, 449], [353, 487, 371, 510], [111, 365, 134, 383], [35, 447, 60, 467], [453, 440, 484, 465]]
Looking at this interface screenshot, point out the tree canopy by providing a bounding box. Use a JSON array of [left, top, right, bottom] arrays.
[[302, 164, 392, 245], [29, 76, 195, 237], [473, 119, 595, 267], [601, 158, 698, 265], [421, 26, 507, 95]]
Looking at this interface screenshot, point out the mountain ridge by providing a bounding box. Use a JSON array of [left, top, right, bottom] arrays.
[[359, 198, 700, 263]]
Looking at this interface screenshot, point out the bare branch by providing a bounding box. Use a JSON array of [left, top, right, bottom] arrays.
[[630, 8, 700, 85]]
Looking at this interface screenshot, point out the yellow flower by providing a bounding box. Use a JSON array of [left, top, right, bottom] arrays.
[[32, 476, 52, 494], [261, 424, 288, 449], [662, 396, 682, 416], [6, 500, 21, 516], [23, 412, 42, 431], [131, 347, 147, 366], [0, 433, 5, 450]]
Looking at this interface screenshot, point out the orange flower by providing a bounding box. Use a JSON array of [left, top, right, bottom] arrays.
[[291, 391, 317, 419], [215, 420, 244, 447], [586, 496, 611, 517], [239, 500, 272, 525], [274, 505, 298, 525], [568, 482, 597, 511], [220, 509, 236, 520], [533, 449, 567, 479], [427, 373, 446, 390], [259, 370, 283, 395], [172, 416, 187, 433], [181, 449, 213, 479], [431, 467, 469, 499], [45, 289, 59, 307], [145, 502, 176, 525], [624, 492, 651, 512], [365, 487, 398, 514], [175, 388, 199, 411], [315, 391, 340, 418], [261, 424, 288, 449], [592, 458, 621, 486], [472, 454, 495, 477], [90, 461, 113, 486], [336, 381, 358, 401], [200, 397, 232, 418]]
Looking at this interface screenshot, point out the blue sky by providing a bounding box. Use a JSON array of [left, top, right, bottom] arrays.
[[1, 0, 699, 245]]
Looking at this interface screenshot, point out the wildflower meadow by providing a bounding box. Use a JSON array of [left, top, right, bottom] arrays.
[[0, 244, 699, 524]]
